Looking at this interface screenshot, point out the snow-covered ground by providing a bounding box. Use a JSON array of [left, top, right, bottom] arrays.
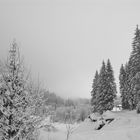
[[39, 111, 140, 140]]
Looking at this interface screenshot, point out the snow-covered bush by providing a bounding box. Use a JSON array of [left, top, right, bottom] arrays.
[[0, 41, 45, 140]]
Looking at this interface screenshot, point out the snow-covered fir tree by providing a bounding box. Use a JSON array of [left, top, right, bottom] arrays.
[[131, 72, 140, 105], [120, 64, 127, 109], [95, 61, 108, 114], [127, 25, 140, 109], [120, 25, 140, 110], [105, 59, 116, 110], [119, 64, 130, 109], [91, 60, 116, 114], [91, 70, 99, 112], [0, 41, 44, 140]]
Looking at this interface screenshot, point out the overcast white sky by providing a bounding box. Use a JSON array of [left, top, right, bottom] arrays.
[[0, 0, 140, 98]]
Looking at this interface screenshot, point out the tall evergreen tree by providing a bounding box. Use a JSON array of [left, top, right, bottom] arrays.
[[0, 41, 28, 140], [0, 41, 44, 140], [119, 64, 130, 109], [127, 25, 140, 109], [91, 60, 117, 114], [91, 70, 99, 112], [105, 59, 116, 110], [131, 72, 140, 105], [119, 64, 126, 109], [95, 61, 108, 114], [132, 25, 140, 51], [119, 64, 125, 94]]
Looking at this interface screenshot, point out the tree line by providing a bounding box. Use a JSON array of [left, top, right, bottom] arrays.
[[91, 25, 140, 114], [91, 59, 116, 114], [119, 25, 140, 112]]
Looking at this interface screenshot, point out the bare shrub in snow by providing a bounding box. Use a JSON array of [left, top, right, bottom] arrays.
[[65, 110, 76, 140]]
